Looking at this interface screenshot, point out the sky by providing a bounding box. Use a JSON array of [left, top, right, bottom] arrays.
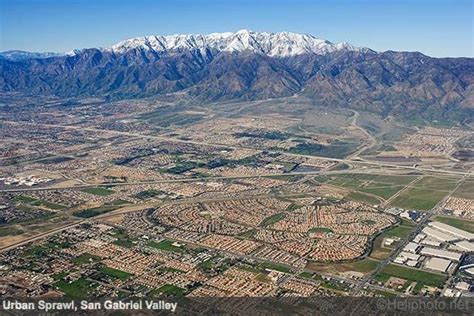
[[0, 0, 472, 57]]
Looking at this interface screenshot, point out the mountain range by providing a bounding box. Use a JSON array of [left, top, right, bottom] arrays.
[[1, 30, 473, 121]]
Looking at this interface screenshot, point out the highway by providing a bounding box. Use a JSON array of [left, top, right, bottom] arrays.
[[1, 118, 472, 297], [4, 120, 472, 177]]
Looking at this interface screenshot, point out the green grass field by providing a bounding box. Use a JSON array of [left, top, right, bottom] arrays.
[[347, 259, 380, 273], [110, 229, 138, 248], [370, 224, 414, 260], [258, 262, 291, 273], [260, 213, 286, 226], [152, 284, 185, 296], [318, 174, 418, 201], [81, 187, 115, 196], [0, 227, 23, 237], [99, 266, 132, 280], [391, 188, 448, 210], [54, 278, 98, 299], [306, 258, 380, 275], [346, 191, 381, 205], [389, 176, 459, 210], [135, 189, 165, 200], [452, 179, 474, 199], [72, 253, 101, 265], [73, 205, 119, 218], [14, 195, 66, 210], [385, 225, 413, 238], [259, 262, 292, 273], [376, 264, 446, 288], [358, 186, 404, 200], [14, 195, 37, 203], [148, 239, 183, 253]]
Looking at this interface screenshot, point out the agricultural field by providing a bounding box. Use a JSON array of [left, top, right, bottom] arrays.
[[390, 176, 460, 211], [316, 173, 418, 202]]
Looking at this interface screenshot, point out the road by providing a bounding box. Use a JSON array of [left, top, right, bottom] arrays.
[[347, 110, 377, 160], [4, 120, 472, 177], [0, 167, 410, 193], [352, 174, 470, 294], [1, 119, 472, 296]]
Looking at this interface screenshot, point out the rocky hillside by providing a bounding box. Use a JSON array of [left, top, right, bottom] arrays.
[[1, 30, 473, 121]]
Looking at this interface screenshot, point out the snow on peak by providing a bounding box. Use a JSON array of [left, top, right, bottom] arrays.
[[107, 30, 362, 57]]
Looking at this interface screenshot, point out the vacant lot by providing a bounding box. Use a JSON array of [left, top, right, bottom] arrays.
[[81, 187, 115, 196], [73, 205, 119, 218], [346, 191, 381, 205], [452, 179, 474, 199], [375, 264, 446, 288], [370, 224, 414, 260], [306, 258, 380, 275], [318, 173, 418, 201], [390, 176, 459, 211]]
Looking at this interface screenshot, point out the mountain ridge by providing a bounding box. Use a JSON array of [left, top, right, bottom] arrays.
[[0, 30, 473, 122]]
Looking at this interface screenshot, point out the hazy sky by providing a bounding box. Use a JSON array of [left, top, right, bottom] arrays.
[[1, 0, 472, 57]]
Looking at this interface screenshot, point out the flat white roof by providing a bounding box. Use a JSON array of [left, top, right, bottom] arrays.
[[420, 237, 441, 247], [404, 242, 420, 253], [455, 240, 474, 252], [429, 222, 474, 240], [422, 227, 457, 242], [425, 257, 451, 272], [420, 247, 462, 261], [399, 251, 421, 261]]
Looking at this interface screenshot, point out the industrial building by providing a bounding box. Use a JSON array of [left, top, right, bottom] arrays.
[[420, 247, 462, 261], [454, 240, 474, 252], [425, 257, 452, 273], [428, 222, 474, 240], [422, 227, 457, 242], [403, 242, 420, 253]]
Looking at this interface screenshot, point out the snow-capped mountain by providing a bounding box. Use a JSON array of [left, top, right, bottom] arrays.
[[106, 29, 364, 57], [1, 30, 473, 121], [0, 50, 64, 61]]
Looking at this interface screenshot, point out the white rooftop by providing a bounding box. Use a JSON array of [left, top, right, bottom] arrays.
[[422, 227, 457, 242], [425, 257, 452, 272], [455, 240, 474, 252], [420, 247, 462, 261], [429, 222, 474, 240], [404, 242, 420, 253]]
